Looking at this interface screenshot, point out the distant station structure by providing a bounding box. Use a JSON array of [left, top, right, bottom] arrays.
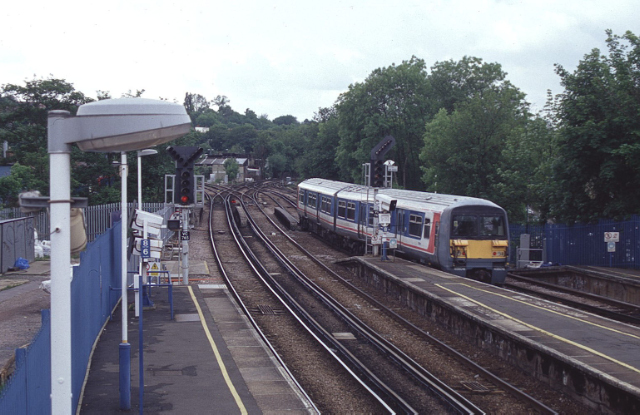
[[197, 153, 262, 183]]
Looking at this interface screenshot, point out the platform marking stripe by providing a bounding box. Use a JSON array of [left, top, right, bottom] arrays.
[[436, 283, 640, 375], [188, 286, 248, 415], [451, 283, 640, 340]]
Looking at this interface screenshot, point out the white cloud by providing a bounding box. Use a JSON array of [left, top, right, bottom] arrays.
[[1, 0, 638, 119]]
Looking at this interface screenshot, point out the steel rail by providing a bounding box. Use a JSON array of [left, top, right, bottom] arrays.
[[209, 188, 399, 414], [242, 190, 481, 415], [253, 187, 558, 415], [235, 189, 416, 413], [204, 190, 320, 414]]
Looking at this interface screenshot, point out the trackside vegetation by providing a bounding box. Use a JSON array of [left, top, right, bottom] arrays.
[[1, 30, 638, 225]]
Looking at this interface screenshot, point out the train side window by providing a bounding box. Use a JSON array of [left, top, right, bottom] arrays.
[[346, 202, 356, 221], [308, 193, 317, 209], [423, 218, 431, 240], [321, 196, 331, 214], [409, 214, 422, 237], [337, 200, 346, 218], [368, 206, 374, 226], [298, 191, 304, 204]]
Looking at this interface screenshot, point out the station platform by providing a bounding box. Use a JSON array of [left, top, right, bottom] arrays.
[[337, 256, 640, 413], [79, 263, 316, 414]]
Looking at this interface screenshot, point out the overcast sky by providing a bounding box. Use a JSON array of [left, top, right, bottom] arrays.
[[1, 1, 637, 121]]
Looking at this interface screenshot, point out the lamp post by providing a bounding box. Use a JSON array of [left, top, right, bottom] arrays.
[[47, 98, 190, 414]]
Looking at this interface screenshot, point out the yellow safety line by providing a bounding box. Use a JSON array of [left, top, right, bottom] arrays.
[[436, 283, 640, 375], [450, 283, 640, 339], [188, 286, 248, 415]]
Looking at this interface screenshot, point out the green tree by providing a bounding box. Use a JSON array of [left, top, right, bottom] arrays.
[[224, 158, 239, 182], [496, 115, 558, 222], [297, 107, 341, 180], [550, 30, 640, 222], [420, 80, 530, 218], [273, 115, 298, 126], [0, 77, 91, 200], [0, 163, 45, 207], [183, 92, 210, 123], [428, 56, 509, 115], [336, 56, 431, 188]]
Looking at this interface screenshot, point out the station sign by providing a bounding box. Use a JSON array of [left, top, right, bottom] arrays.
[[141, 239, 150, 259], [604, 232, 619, 243]]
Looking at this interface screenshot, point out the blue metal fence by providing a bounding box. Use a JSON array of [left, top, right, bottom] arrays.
[[510, 216, 640, 269], [0, 310, 51, 415], [0, 222, 122, 414]]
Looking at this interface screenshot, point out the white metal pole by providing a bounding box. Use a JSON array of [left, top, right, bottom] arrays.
[[182, 208, 189, 285], [119, 151, 131, 410], [137, 153, 142, 209], [136, 153, 142, 317], [121, 152, 129, 342], [49, 151, 72, 415]]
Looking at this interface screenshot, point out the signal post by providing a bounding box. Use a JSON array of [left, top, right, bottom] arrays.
[[166, 146, 203, 285]]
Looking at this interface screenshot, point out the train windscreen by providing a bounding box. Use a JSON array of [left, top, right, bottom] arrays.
[[452, 214, 506, 238]]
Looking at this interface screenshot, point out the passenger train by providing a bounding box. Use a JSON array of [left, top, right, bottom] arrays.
[[297, 178, 509, 284]]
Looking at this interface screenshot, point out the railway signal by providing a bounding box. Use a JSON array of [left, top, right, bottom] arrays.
[[372, 159, 385, 187], [369, 135, 395, 187], [166, 146, 203, 205]]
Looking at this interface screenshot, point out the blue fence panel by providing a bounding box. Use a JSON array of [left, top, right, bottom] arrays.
[[71, 222, 121, 412], [0, 310, 51, 415], [511, 216, 640, 269], [0, 222, 122, 414]]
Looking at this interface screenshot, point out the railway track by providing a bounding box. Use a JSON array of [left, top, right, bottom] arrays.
[[205, 187, 388, 413], [505, 273, 640, 325], [240, 188, 482, 414], [253, 186, 559, 415], [206, 182, 562, 414]]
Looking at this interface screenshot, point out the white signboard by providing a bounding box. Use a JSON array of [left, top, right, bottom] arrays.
[[604, 232, 619, 243], [379, 213, 391, 226], [607, 242, 616, 252]]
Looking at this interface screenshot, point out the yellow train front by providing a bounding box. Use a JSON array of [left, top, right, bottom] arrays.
[[380, 187, 509, 284]]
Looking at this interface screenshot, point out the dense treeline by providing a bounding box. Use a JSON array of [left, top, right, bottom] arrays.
[[1, 30, 638, 225]]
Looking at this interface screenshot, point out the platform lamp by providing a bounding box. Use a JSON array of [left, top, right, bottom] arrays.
[[47, 98, 191, 414]]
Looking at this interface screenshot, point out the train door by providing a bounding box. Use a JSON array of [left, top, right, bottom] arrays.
[[396, 209, 405, 248], [358, 203, 367, 239], [422, 212, 434, 253]]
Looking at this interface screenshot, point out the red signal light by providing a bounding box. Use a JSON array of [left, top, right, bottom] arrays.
[[181, 195, 190, 204]]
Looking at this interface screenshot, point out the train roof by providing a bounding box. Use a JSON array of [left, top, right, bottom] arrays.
[[298, 178, 504, 213]]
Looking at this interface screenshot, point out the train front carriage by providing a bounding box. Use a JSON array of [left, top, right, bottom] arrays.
[[438, 204, 509, 284]]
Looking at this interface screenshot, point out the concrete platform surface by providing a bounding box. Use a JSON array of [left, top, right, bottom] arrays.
[[79, 281, 316, 414]]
